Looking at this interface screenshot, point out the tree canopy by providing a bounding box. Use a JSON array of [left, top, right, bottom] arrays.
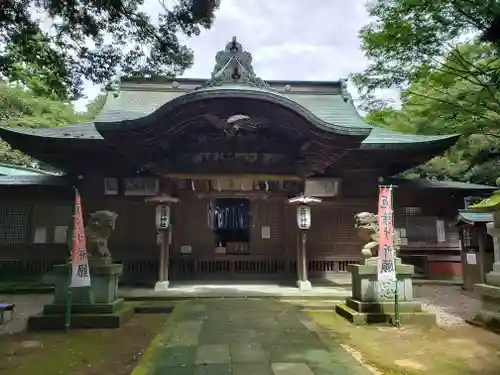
[[356, 0, 500, 185], [364, 43, 500, 185], [0, 84, 105, 168], [353, 0, 500, 101], [0, 0, 220, 100]]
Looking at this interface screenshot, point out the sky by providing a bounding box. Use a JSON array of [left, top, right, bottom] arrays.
[[74, 0, 395, 111]]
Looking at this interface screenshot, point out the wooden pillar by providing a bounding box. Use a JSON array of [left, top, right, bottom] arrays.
[[296, 229, 311, 290], [288, 196, 318, 291], [164, 227, 171, 282], [158, 231, 164, 281], [478, 227, 486, 282], [296, 231, 302, 281], [158, 231, 166, 281], [147, 193, 179, 291], [297, 230, 308, 282], [157, 223, 172, 285]]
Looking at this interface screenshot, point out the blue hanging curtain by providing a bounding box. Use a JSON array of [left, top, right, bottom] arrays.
[[213, 202, 249, 230]]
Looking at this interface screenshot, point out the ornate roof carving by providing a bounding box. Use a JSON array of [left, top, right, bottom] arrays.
[[339, 78, 352, 103], [199, 37, 271, 90]]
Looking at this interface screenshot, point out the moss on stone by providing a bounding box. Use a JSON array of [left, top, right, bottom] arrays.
[[27, 305, 134, 331], [0, 313, 170, 375]]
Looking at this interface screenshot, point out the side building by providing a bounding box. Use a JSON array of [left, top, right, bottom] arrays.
[[0, 38, 495, 286]]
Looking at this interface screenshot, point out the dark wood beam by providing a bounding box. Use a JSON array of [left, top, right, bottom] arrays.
[[164, 163, 298, 176]]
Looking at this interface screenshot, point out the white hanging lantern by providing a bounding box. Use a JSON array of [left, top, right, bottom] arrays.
[[156, 205, 170, 230], [296, 204, 311, 230]]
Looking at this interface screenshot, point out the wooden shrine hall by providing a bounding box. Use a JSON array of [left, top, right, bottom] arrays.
[[0, 37, 496, 288]]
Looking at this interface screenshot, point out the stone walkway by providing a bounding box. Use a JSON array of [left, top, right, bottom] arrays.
[[133, 299, 370, 375]]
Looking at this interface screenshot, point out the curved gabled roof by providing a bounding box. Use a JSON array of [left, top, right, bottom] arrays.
[[0, 122, 103, 139], [95, 85, 372, 139], [0, 88, 459, 149], [89, 85, 458, 149], [0, 38, 459, 158]]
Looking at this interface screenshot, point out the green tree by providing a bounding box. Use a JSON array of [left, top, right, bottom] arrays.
[[0, 0, 220, 100], [0, 84, 90, 167], [365, 47, 500, 185], [353, 0, 500, 101], [355, 0, 500, 184], [83, 93, 108, 120]]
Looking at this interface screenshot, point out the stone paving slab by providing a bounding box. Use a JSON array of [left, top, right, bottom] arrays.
[[272, 362, 316, 375], [233, 363, 273, 375], [131, 299, 372, 375], [196, 344, 231, 364], [230, 342, 268, 363]]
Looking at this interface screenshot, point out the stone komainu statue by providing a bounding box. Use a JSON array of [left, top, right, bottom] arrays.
[[354, 211, 401, 259], [85, 211, 118, 261], [354, 212, 380, 259]]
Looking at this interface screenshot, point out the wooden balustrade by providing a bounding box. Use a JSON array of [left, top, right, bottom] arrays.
[[0, 256, 361, 285]]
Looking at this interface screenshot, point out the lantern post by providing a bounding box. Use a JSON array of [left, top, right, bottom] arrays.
[[145, 194, 179, 291], [288, 195, 322, 291]]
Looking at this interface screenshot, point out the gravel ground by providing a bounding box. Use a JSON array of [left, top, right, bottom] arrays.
[[0, 294, 51, 335], [414, 285, 480, 326]]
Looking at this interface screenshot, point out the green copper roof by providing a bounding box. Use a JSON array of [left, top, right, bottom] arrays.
[[0, 162, 57, 176], [0, 175, 68, 186], [469, 190, 500, 212], [387, 178, 497, 191], [92, 36, 457, 146], [455, 209, 493, 225], [0, 37, 459, 149], [93, 86, 457, 146]]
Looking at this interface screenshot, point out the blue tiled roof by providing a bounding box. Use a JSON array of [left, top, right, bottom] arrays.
[[457, 209, 493, 224]]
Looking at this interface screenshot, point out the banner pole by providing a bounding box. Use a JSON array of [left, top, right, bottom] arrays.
[[390, 185, 401, 328], [65, 289, 72, 331], [65, 187, 78, 332]]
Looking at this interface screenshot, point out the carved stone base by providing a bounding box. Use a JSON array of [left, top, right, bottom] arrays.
[[28, 298, 133, 331], [88, 256, 113, 267], [472, 263, 500, 330], [336, 298, 436, 326], [52, 263, 123, 304], [28, 263, 129, 331], [337, 259, 436, 325], [348, 259, 414, 302], [154, 281, 170, 291], [296, 280, 312, 291]]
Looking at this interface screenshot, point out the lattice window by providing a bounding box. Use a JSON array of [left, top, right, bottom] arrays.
[[405, 216, 438, 242], [461, 227, 473, 248], [0, 204, 30, 244], [338, 207, 358, 242], [404, 207, 422, 216], [54, 205, 72, 225]]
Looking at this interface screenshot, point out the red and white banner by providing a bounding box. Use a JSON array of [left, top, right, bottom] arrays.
[[70, 191, 91, 288], [377, 186, 396, 282]]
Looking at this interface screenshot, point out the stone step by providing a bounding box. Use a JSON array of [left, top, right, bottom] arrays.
[[336, 303, 436, 326]]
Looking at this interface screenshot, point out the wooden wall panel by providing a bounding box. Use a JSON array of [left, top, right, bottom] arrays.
[[250, 199, 283, 256], [306, 202, 374, 259], [283, 203, 298, 262], [107, 201, 157, 261], [79, 177, 158, 261], [176, 192, 214, 256]]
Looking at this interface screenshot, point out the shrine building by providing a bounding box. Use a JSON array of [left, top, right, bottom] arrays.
[[0, 38, 496, 287]]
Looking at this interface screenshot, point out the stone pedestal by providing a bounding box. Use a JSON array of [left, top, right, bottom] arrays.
[[336, 258, 436, 325], [471, 218, 500, 329], [296, 280, 312, 291], [154, 281, 170, 291], [459, 194, 500, 330], [28, 262, 133, 330], [53, 263, 122, 304], [473, 262, 500, 328]]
